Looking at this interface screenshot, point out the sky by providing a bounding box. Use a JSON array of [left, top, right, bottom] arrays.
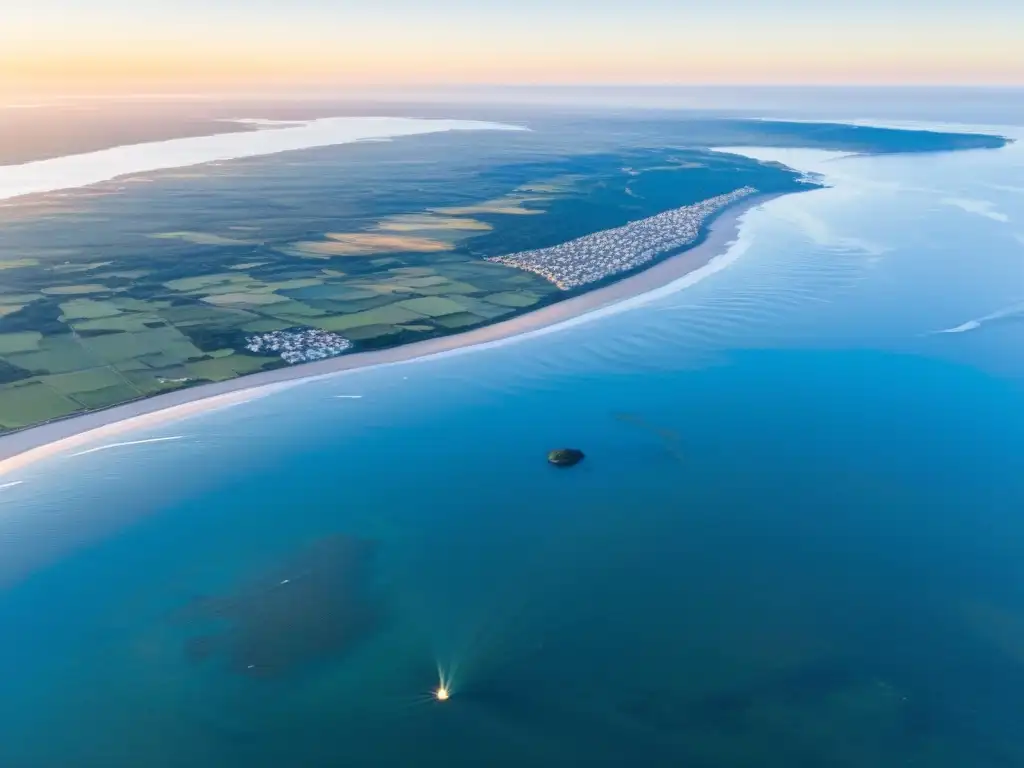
[[2, 0, 1022, 96]]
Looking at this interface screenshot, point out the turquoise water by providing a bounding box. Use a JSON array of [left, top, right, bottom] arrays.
[[3, 119, 1024, 766]]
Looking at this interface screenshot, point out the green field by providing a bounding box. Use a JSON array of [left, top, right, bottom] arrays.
[[0, 137, 813, 432], [0, 248, 558, 430]]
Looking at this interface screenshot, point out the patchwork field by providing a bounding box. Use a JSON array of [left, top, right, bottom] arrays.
[[0, 255, 554, 430], [0, 135, 809, 431]]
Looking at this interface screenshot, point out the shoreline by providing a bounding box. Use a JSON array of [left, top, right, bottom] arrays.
[[0, 192, 785, 473]]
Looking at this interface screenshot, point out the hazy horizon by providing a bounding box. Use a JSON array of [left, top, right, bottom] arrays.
[[4, 0, 1021, 96], [4, 86, 1022, 134]]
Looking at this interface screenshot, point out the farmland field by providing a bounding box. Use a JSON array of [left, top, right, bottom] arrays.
[[0, 120, 816, 430]]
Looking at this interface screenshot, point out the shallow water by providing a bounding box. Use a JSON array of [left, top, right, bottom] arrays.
[[2, 115, 1024, 766]]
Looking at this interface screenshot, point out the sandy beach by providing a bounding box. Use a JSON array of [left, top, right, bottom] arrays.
[[0, 192, 784, 473]]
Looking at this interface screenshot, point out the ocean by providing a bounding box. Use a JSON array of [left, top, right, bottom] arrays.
[[2, 111, 1024, 766]]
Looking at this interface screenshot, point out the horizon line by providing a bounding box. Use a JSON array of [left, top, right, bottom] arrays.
[[4, 82, 1023, 103]]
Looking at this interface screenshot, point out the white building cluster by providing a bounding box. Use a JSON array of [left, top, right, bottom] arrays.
[[245, 329, 353, 364], [487, 187, 758, 290]]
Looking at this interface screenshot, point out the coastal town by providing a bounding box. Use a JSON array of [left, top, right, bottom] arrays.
[[487, 186, 758, 289], [245, 329, 353, 364]]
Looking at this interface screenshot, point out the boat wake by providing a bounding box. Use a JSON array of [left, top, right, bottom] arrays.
[[70, 435, 187, 457], [930, 301, 1024, 335]]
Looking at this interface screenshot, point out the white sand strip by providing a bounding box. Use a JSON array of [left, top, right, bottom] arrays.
[[0, 116, 526, 202]]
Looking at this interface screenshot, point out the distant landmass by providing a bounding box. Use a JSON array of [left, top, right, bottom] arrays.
[[674, 119, 1010, 153]]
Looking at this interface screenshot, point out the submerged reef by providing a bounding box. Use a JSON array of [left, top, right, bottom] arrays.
[[176, 533, 380, 678]]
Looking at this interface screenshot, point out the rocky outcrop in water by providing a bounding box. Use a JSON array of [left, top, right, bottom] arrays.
[[548, 448, 585, 467]]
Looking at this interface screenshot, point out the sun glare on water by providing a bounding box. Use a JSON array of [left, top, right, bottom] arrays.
[[434, 663, 454, 702]]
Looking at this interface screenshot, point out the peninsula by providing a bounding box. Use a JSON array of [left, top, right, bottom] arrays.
[[0, 115, 1011, 449], [488, 187, 756, 289]]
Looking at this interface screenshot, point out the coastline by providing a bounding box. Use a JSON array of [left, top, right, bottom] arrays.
[[0, 192, 784, 473]]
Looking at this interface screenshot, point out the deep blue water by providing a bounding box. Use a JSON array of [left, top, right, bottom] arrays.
[[2, 110, 1024, 766]]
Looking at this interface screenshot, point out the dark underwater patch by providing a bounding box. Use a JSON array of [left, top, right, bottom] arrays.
[[176, 533, 381, 678]]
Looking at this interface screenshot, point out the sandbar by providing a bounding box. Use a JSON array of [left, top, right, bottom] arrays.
[[0, 192, 787, 474], [0, 117, 525, 203]]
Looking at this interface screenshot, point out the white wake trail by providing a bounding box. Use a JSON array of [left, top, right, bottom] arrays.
[[70, 436, 187, 457], [931, 301, 1024, 335]]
